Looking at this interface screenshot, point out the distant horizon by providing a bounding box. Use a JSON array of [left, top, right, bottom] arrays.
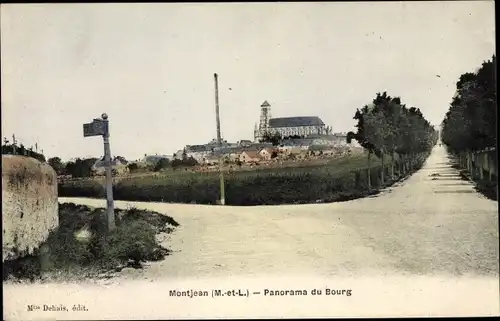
[[1, 2, 495, 161]]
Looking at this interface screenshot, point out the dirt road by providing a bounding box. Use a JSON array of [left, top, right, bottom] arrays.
[[59, 144, 499, 279]]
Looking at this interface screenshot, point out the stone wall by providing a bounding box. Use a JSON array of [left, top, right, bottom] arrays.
[[2, 155, 59, 262]]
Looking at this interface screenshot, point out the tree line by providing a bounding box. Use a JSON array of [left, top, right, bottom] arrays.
[[441, 55, 496, 153], [440, 55, 496, 183], [48, 156, 131, 178], [48, 152, 199, 178], [347, 92, 438, 188]]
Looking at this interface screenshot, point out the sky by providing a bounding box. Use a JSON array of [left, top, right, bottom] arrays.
[[1, 2, 495, 161]]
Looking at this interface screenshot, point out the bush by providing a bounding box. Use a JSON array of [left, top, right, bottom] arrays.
[[103, 220, 157, 266], [3, 203, 179, 281]]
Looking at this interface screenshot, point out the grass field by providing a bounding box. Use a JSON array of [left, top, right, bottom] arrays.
[[58, 153, 428, 206]]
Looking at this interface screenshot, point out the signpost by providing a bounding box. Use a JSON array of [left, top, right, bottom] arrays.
[[83, 113, 116, 231]]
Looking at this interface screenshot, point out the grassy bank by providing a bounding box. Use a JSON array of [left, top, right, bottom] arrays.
[[58, 153, 430, 206], [3, 203, 179, 282]]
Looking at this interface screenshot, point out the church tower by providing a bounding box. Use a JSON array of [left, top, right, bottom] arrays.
[[254, 100, 271, 142]]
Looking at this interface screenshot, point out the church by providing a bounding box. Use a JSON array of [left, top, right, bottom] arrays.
[[253, 101, 331, 142]]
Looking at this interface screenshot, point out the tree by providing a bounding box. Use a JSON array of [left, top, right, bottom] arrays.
[[65, 158, 97, 178], [171, 158, 182, 170], [114, 156, 128, 165], [259, 132, 282, 146], [348, 104, 377, 189], [127, 163, 139, 173], [182, 156, 198, 167], [48, 157, 64, 174], [154, 158, 170, 171]]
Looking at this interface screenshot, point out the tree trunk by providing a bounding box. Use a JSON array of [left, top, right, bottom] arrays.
[[380, 152, 385, 185], [391, 152, 396, 180], [478, 152, 484, 180], [367, 152, 372, 191], [467, 151, 473, 179]]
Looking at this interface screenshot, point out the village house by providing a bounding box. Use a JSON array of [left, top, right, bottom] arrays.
[[92, 158, 128, 176], [204, 155, 220, 165], [288, 146, 304, 156], [308, 144, 336, 156], [238, 140, 253, 147], [210, 146, 244, 163], [239, 150, 262, 163], [185, 145, 211, 163], [227, 148, 244, 161], [258, 147, 277, 161], [142, 155, 170, 165]]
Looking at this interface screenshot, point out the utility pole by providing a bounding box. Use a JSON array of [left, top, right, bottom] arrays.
[[214, 73, 225, 205]]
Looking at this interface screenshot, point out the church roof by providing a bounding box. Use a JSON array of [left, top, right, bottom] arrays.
[[269, 116, 325, 128], [185, 145, 210, 153], [261, 100, 271, 107]]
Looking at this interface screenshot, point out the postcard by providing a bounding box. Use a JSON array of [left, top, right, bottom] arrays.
[[2, 1, 498, 319]]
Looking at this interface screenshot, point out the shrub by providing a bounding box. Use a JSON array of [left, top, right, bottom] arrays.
[[3, 203, 179, 281], [103, 220, 157, 266]]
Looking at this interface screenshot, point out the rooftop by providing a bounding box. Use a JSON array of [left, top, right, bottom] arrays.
[[269, 116, 325, 128], [143, 155, 170, 163], [241, 150, 262, 159], [185, 145, 210, 153]]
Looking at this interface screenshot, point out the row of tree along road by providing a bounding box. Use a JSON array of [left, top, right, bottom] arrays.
[[347, 92, 438, 190], [441, 55, 497, 200]]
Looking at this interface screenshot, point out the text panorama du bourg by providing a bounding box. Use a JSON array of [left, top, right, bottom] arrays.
[[169, 287, 353, 298]]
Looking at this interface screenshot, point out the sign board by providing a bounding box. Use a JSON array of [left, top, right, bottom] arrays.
[[83, 119, 108, 137]]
